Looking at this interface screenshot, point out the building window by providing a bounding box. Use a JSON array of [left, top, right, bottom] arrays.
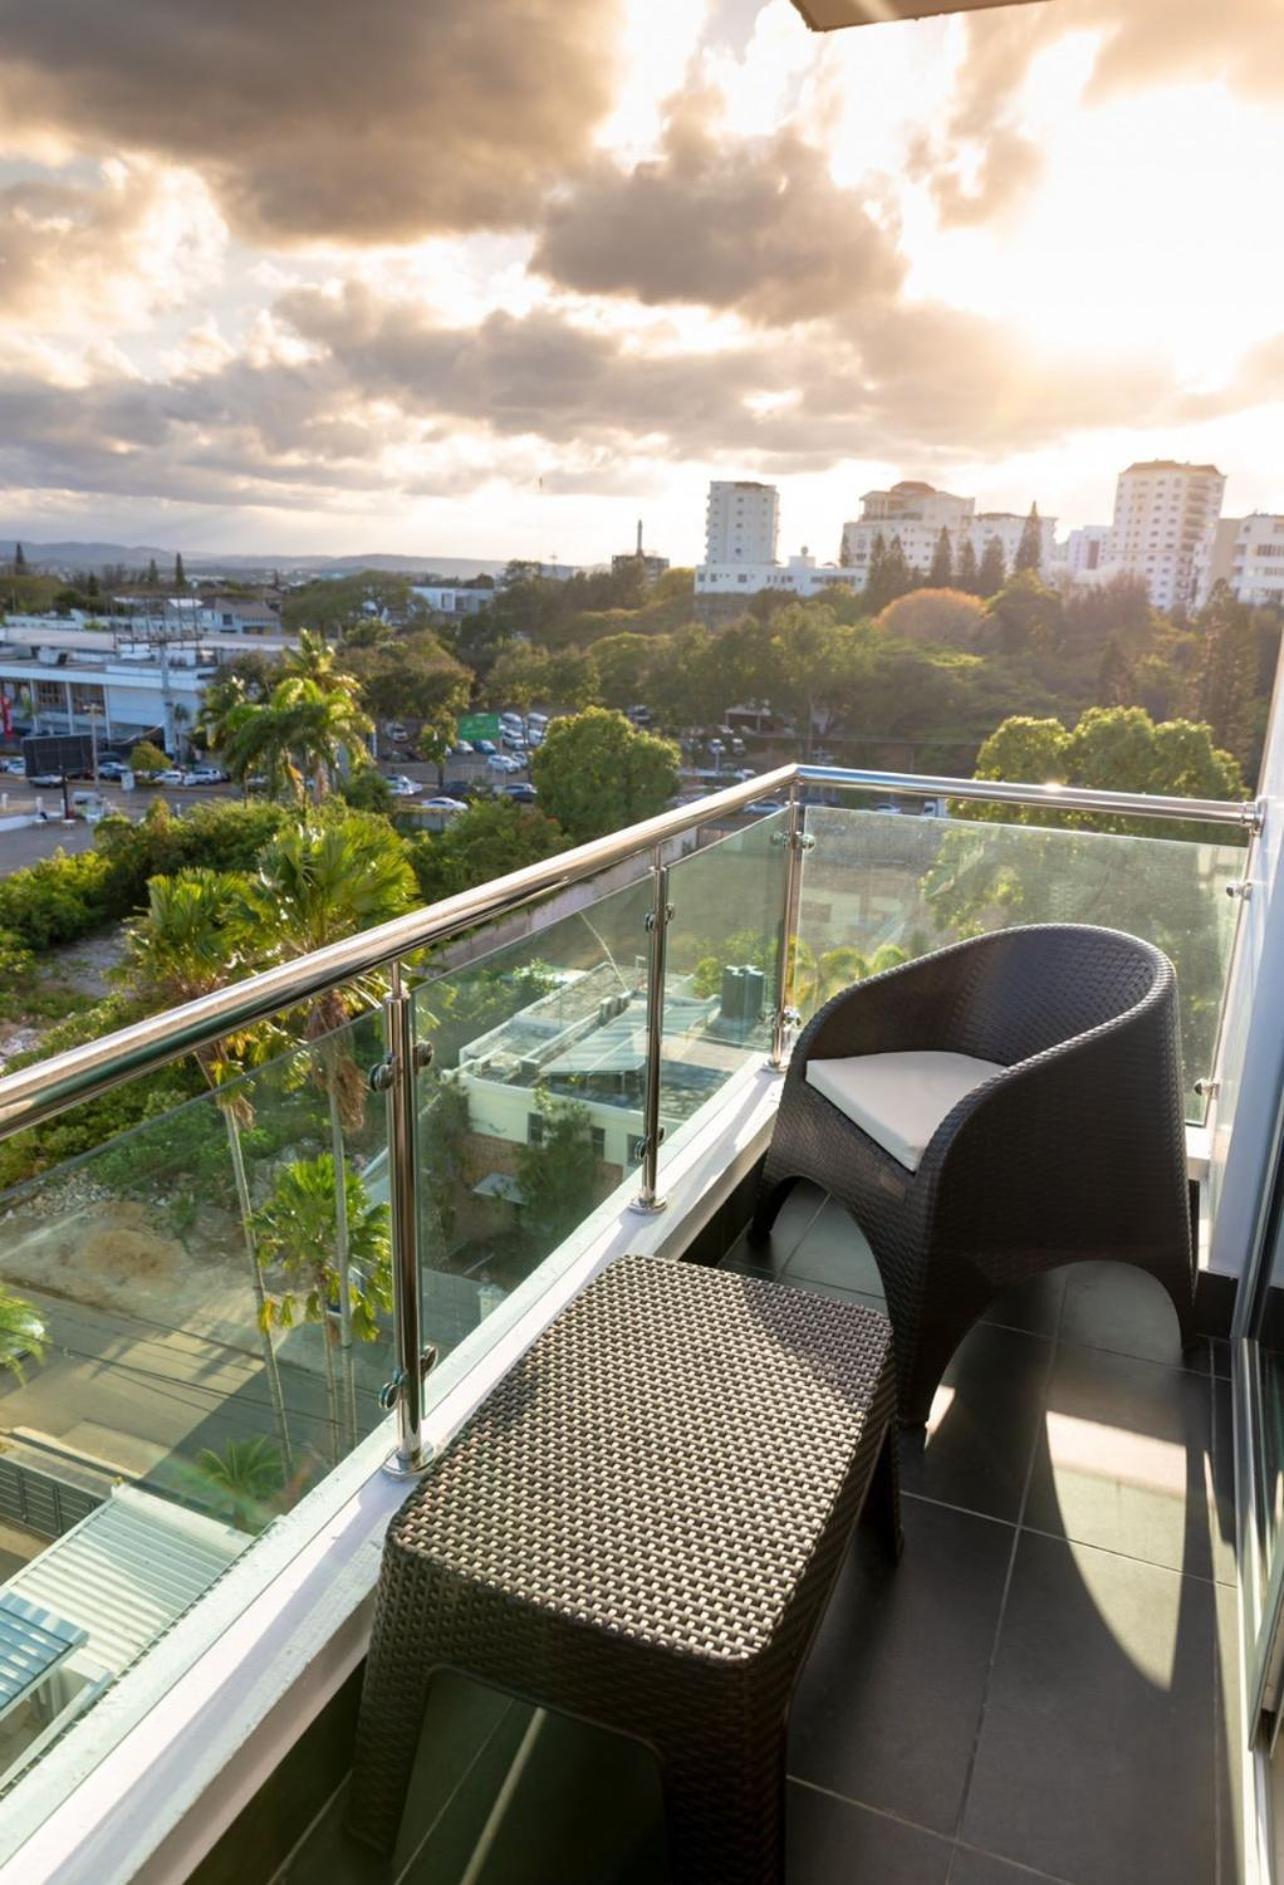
[[36, 680, 64, 711], [527, 1113, 544, 1146], [590, 1127, 606, 1160]]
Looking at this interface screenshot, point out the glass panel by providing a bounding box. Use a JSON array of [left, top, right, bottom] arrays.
[[797, 804, 1242, 1119], [0, 1007, 391, 1820], [411, 872, 653, 1363], [661, 809, 791, 1131]]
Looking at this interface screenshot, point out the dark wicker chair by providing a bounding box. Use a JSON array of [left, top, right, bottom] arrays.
[[751, 924, 1195, 1424]]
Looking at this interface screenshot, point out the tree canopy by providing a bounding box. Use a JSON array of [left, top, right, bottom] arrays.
[[530, 708, 680, 842]]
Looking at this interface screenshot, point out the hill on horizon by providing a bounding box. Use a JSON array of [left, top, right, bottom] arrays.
[[0, 538, 510, 580]]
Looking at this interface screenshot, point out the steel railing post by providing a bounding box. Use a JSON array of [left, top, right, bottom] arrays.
[[374, 960, 433, 1477], [631, 846, 672, 1215], [770, 783, 809, 1071]]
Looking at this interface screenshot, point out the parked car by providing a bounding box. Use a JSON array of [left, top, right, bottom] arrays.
[[0, 757, 25, 776], [423, 795, 468, 814], [745, 799, 787, 815], [486, 752, 520, 773], [450, 742, 475, 758], [527, 712, 549, 730], [498, 711, 524, 730], [96, 758, 126, 779], [184, 765, 227, 786], [471, 739, 498, 756], [442, 778, 478, 799], [500, 730, 526, 752], [526, 727, 544, 747], [384, 774, 423, 797], [28, 771, 64, 787], [155, 769, 186, 787], [503, 782, 538, 804]]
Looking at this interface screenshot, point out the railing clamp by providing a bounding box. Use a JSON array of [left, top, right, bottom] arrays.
[[369, 1040, 434, 1092], [771, 829, 816, 853], [1227, 880, 1254, 902], [1194, 1076, 1221, 1100], [379, 1344, 439, 1417], [644, 905, 674, 933]]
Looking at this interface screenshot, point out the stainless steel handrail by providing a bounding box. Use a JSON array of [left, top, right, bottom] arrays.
[[0, 759, 1257, 1140], [0, 764, 796, 1136], [797, 765, 1263, 831]]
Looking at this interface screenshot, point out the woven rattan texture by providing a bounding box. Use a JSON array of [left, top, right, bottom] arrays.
[[753, 923, 1194, 1425], [386, 1255, 892, 1659], [347, 1256, 899, 1878]]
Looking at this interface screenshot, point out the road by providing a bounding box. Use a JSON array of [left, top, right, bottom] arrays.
[[0, 782, 236, 870], [0, 1285, 388, 1489]]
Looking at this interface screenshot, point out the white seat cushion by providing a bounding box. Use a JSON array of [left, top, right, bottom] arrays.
[[805, 1049, 1004, 1172]]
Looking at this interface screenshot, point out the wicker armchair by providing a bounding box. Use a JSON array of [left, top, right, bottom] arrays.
[[751, 924, 1195, 1424]]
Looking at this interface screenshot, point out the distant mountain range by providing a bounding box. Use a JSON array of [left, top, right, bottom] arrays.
[[0, 538, 509, 579]]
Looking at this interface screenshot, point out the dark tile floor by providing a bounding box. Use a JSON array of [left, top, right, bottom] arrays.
[[286, 1182, 1240, 1885]]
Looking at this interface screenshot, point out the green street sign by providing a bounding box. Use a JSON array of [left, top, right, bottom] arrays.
[[458, 712, 501, 742]]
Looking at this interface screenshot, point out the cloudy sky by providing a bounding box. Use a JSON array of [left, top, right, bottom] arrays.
[[0, 0, 1280, 564]]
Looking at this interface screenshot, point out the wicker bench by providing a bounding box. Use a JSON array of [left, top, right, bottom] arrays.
[[346, 1254, 900, 1883]]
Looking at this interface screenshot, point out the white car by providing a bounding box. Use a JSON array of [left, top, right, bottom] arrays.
[[183, 766, 227, 786], [0, 757, 25, 776], [423, 795, 468, 814], [486, 753, 521, 773], [154, 769, 185, 787], [384, 774, 424, 797]]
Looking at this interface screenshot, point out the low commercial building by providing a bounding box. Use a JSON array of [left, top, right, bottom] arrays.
[[0, 614, 297, 752], [694, 550, 862, 599]]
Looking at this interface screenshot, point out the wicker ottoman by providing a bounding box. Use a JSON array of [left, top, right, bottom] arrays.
[[346, 1254, 900, 1883]]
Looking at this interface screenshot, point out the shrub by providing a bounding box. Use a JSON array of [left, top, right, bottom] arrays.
[[0, 847, 113, 950], [876, 588, 988, 648]]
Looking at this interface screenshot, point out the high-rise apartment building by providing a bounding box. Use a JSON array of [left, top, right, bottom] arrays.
[[1194, 514, 1284, 610], [704, 481, 780, 565], [1062, 525, 1114, 579], [1109, 461, 1224, 612]]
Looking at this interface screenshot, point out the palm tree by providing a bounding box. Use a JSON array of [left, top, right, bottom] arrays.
[[119, 869, 294, 1471], [209, 635, 373, 804], [0, 1287, 46, 1382], [252, 1154, 392, 1465], [195, 1436, 284, 1533], [272, 676, 373, 800], [247, 820, 416, 1443]]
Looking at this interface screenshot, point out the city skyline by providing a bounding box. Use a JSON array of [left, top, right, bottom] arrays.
[[0, 0, 1280, 563]]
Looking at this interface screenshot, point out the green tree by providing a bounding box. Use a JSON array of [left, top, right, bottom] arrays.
[[956, 536, 980, 594], [765, 603, 847, 759], [591, 633, 654, 711], [409, 798, 568, 903], [928, 528, 954, 588], [487, 643, 551, 712], [1015, 503, 1043, 573], [129, 738, 169, 776], [217, 634, 373, 803], [146, 557, 160, 586], [986, 571, 1063, 655], [530, 708, 679, 843], [0, 1285, 45, 1381], [1194, 581, 1257, 765], [120, 869, 292, 1469], [253, 1155, 392, 1465], [248, 816, 415, 1444], [516, 1094, 599, 1252], [174, 552, 186, 587], [977, 536, 1006, 597], [13, 541, 26, 572], [1097, 639, 1136, 707], [349, 632, 470, 777]]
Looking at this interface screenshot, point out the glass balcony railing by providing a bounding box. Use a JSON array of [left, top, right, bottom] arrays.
[[794, 801, 1245, 1120], [0, 761, 1259, 1859]]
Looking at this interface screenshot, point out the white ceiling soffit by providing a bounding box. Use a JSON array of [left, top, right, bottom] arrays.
[[790, 0, 1048, 28]]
